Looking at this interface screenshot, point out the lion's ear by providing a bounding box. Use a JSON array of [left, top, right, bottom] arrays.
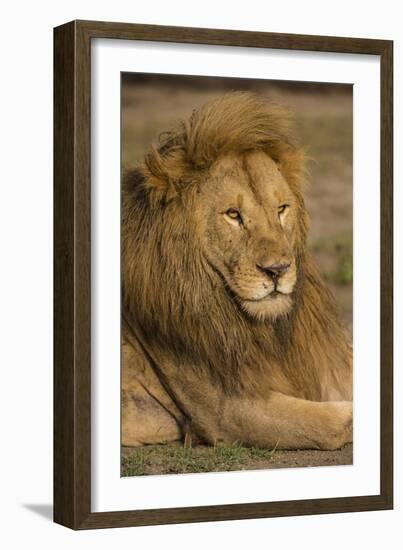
[[143, 171, 179, 203], [143, 147, 187, 203], [278, 147, 308, 190]]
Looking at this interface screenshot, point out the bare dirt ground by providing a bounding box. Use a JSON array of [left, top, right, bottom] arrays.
[[122, 444, 353, 476], [121, 76, 353, 475]]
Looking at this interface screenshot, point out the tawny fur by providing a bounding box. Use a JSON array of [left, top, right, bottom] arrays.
[[122, 92, 353, 451]]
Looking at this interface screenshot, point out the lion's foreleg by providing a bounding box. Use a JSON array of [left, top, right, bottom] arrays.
[[225, 392, 352, 450], [176, 385, 352, 450]]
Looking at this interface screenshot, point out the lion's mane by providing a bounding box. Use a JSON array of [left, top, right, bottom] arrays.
[[122, 92, 351, 400]]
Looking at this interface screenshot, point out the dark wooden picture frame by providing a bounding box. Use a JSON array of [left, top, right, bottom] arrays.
[[54, 20, 393, 530]]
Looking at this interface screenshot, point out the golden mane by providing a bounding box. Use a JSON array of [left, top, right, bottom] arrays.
[[122, 92, 351, 400], [142, 92, 306, 203]]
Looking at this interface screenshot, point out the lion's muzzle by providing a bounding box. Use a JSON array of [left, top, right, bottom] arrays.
[[256, 262, 291, 285]]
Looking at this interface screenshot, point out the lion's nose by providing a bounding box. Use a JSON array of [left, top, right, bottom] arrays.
[[257, 262, 290, 281]]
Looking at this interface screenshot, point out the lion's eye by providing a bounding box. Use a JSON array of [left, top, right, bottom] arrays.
[[278, 204, 289, 215], [225, 208, 243, 224]]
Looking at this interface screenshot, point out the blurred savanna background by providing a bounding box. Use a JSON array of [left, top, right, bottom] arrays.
[[121, 73, 353, 476]]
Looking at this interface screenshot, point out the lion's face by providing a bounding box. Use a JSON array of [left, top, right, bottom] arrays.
[[197, 150, 300, 321]]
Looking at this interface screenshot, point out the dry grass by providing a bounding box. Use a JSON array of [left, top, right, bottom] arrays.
[[122, 443, 277, 476], [121, 443, 353, 476]]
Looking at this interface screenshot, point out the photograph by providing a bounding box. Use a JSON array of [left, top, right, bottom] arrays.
[[52, 18, 392, 530], [0, 0, 397, 541], [121, 73, 353, 476]]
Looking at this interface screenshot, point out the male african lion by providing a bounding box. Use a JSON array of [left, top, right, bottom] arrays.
[[122, 92, 352, 451]]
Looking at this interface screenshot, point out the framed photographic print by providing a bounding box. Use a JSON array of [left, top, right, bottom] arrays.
[[54, 20, 393, 529]]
